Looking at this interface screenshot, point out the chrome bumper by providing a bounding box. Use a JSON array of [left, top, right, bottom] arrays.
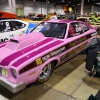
[[0, 77, 26, 93]]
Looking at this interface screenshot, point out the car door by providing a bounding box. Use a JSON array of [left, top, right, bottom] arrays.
[[66, 22, 97, 57], [0, 20, 14, 42], [10, 20, 29, 37], [60, 22, 88, 63]]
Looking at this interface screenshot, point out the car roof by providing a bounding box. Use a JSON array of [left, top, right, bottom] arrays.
[[46, 19, 80, 24]]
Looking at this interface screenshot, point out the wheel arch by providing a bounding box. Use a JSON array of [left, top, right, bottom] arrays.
[[35, 58, 59, 84]]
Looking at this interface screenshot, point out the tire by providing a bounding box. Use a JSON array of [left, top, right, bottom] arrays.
[[97, 27, 100, 35], [35, 62, 54, 84]]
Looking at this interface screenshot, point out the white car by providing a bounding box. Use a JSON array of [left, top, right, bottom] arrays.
[[0, 19, 36, 42]]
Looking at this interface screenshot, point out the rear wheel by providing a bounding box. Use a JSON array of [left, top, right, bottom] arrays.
[[97, 27, 100, 35], [35, 62, 54, 84]]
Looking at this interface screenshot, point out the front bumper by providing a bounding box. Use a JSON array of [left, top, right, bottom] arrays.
[[0, 77, 26, 93]]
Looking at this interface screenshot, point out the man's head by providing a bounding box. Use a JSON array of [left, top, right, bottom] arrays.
[[54, 12, 57, 15]]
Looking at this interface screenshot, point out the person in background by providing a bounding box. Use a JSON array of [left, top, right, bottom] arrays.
[[50, 12, 58, 20], [85, 38, 100, 77], [67, 11, 76, 20]]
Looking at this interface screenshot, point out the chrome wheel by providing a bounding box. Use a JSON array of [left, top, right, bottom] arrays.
[[38, 63, 52, 80]]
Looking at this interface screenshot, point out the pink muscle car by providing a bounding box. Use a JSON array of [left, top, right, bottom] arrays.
[[0, 20, 98, 93]]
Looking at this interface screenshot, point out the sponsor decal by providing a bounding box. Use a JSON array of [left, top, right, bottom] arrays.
[[36, 58, 43, 65], [69, 36, 86, 48], [41, 46, 66, 62], [60, 42, 87, 62]]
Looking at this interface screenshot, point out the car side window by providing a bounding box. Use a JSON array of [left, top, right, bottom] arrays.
[[81, 23, 89, 32], [10, 21, 26, 31], [0, 21, 11, 33], [68, 22, 83, 38]]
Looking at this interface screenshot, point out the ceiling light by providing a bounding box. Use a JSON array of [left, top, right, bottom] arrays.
[[62, 0, 64, 2], [48, 1, 49, 3]]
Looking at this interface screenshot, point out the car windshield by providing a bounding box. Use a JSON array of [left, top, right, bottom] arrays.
[[31, 22, 67, 38]]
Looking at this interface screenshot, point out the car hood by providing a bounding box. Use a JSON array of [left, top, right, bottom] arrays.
[[0, 32, 64, 67]]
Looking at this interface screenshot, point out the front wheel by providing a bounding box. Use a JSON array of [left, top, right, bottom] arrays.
[[35, 62, 54, 84], [97, 27, 100, 35]]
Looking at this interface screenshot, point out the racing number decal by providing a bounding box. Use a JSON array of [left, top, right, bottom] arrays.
[[1, 38, 8, 42], [36, 58, 43, 65]]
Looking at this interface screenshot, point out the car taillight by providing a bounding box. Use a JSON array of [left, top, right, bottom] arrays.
[[12, 69, 17, 78]]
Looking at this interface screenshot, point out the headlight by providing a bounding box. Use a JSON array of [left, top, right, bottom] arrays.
[[12, 69, 17, 78]]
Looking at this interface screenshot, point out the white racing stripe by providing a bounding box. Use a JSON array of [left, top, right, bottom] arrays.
[[0, 95, 9, 100]]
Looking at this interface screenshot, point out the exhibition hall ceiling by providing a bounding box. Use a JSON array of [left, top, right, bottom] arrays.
[[29, 0, 100, 5]]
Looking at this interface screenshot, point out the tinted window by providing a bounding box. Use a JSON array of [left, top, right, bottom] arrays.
[[10, 21, 26, 31], [68, 22, 83, 38], [0, 21, 11, 32], [81, 23, 89, 32], [31, 22, 67, 38]]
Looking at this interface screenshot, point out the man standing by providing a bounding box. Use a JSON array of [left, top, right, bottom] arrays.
[[50, 12, 58, 20], [67, 11, 76, 20]]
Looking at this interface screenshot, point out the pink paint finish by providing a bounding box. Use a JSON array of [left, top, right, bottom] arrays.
[[0, 37, 54, 66], [12, 40, 63, 67]]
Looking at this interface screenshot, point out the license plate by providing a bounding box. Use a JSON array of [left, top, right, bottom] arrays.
[[2, 69, 8, 77]]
